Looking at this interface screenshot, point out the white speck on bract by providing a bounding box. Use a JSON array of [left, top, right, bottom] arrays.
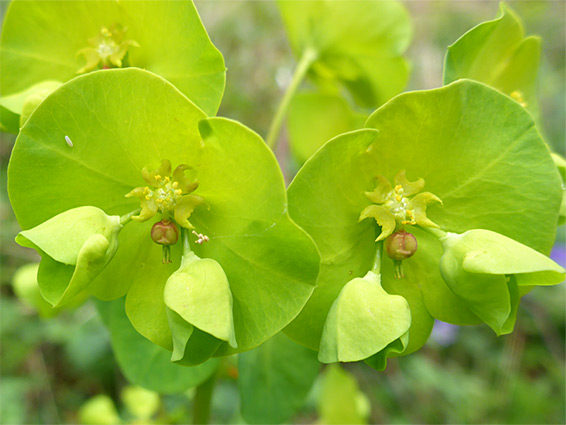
[[65, 135, 73, 147]]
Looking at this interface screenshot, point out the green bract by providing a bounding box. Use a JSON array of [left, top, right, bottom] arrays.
[[8, 69, 319, 363], [443, 3, 566, 226], [164, 251, 237, 351], [438, 229, 565, 335], [16, 206, 122, 307], [318, 270, 411, 363], [444, 3, 540, 120], [278, 0, 411, 108], [286, 79, 562, 366], [0, 0, 225, 132]]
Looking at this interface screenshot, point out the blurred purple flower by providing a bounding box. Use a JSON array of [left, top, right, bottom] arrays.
[[550, 243, 566, 269], [430, 320, 459, 346]]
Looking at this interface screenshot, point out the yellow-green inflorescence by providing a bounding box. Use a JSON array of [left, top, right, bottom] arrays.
[[360, 170, 443, 278], [77, 24, 139, 73], [125, 159, 207, 263]]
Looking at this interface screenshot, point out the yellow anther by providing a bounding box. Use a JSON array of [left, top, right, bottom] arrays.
[[155, 175, 162, 180], [145, 195, 151, 200], [172, 181, 179, 189], [175, 189, 183, 195], [157, 199, 163, 203], [395, 184, 403, 193], [395, 195, 402, 202], [164, 176, 170, 182]]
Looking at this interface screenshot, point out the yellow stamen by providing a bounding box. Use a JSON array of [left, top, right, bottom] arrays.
[[172, 181, 179, 189], [155, 175, 162, 180]]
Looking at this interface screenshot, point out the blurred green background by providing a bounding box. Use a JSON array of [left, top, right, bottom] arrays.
[[1, 1, 564, 424]]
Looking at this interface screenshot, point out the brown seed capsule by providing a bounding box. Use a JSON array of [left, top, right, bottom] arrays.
[[385, 231, 417, 261], [151, 220, 179, 246]]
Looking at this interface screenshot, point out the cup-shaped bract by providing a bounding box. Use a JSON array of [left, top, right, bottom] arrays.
[[0, 0, 225, 132], [15, 206, 122, 306], [286, 79, 562, 367], [318, 271, 411, 363], [444, 3, 540, 120], [438, 229, 565, 335], [164, 251, 237, 353], [8, 69, 319, 362]]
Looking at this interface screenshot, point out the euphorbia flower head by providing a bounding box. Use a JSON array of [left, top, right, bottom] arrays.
[[125, 159, 205, 229], [359, 170, 442, 241]]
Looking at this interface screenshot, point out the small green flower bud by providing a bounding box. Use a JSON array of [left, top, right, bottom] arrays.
[[151, 220, 178, 246], [385, 231, 417, 261]]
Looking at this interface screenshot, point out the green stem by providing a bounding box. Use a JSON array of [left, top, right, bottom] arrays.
[[182, 227, 192, 256], [371, 241, 383, 274], [266, 46, 318, 150], [421, 226, 448, 240], [120, 209, 140, 225], [192, 371, 217, 424]]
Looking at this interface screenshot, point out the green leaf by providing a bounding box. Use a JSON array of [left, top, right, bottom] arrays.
[[317, 365, 369, 425], [286, 80, 561, 353], [164, 252, 236, 348], [9, 69, 319, 356], [96, 298, 219, 394], [0, 0, 225, 116], [288, 92, 366, 164], [319, 271, 410, 363], [0, 80, 61, 133], [278, 0, 411, 108], [444, 3, 540, 120], [239, 333, 320, 424]]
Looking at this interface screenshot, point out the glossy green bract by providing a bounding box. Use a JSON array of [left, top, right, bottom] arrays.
[[439, 229, 565, 335], [444, 3, 540, 120], [278, 0, 411, 108], [0, 0, 225, 123], [16, 206, 122, 307], [318, 271, 410, 363], [286, 80, 562, 361], [8, 69, 319, 361]]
